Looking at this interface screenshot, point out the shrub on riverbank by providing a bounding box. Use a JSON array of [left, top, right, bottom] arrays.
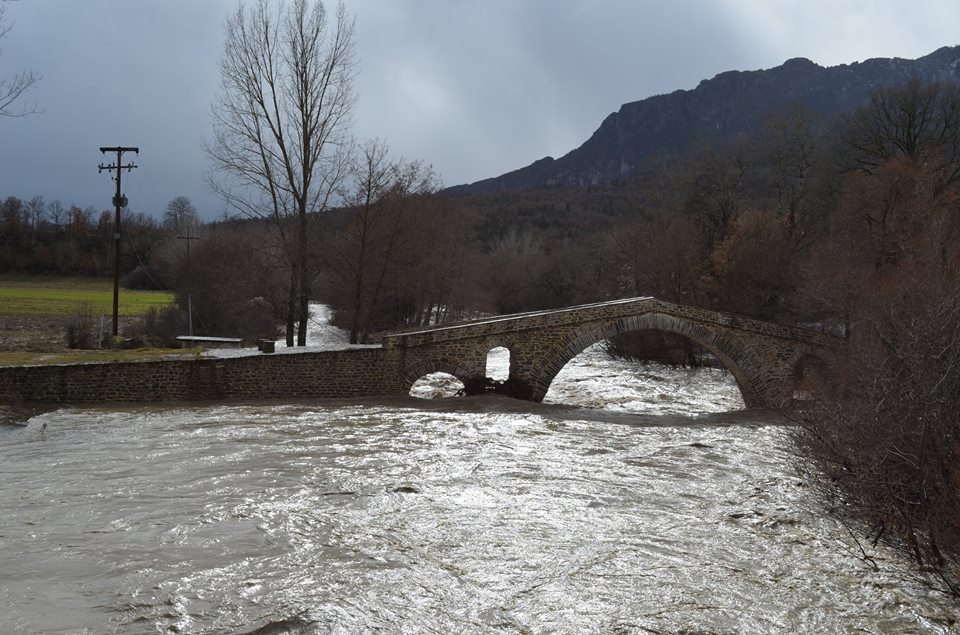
[[123, 305, 187, 348], [64, 303, 97, 349], [791, 284, 960, 597]]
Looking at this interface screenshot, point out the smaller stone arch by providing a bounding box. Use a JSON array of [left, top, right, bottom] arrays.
[[401, 359, 474, 395], [485, 345, 512, 381], [527, 312, 765, 407]]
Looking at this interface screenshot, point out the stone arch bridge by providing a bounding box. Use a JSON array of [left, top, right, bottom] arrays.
[[0, 297, 835, 408], [387, 296, 833, 408]]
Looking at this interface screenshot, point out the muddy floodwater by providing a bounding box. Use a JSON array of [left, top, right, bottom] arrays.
[[0, 345, 956, 634]]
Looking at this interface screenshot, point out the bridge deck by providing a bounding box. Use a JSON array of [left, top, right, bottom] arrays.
[[390, 297, 655, 337], [384, 296, 835, 347]]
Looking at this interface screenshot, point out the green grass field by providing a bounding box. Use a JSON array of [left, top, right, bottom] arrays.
[[0, 275, 181, 365], [0, 275, 175, 317]]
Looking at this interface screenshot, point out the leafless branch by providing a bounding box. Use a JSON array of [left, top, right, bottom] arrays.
[[0, 0, 41, 117]]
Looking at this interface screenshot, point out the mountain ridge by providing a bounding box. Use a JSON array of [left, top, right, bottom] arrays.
[[446, 45, 960, 195]]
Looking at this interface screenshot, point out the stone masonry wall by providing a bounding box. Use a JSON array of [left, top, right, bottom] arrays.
[[0, 348, 397, 405]]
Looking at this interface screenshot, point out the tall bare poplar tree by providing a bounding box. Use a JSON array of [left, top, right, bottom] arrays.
[[206, 0, 355, 346]]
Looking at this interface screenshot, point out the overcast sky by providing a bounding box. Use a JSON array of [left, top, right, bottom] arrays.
[[1, 0, 958, 219]]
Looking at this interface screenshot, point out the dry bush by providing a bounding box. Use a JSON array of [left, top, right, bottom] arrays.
[[792, 282, 960, 596], [64, 304, 97, 349], [123, 305, 187, 348]]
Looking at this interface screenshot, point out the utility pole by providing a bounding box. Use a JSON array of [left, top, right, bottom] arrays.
[[98, 146, 139, 337], [177, 228, 199, 337]]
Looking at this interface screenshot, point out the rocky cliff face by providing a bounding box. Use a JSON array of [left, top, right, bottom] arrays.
[[447, 46, 960, 195]]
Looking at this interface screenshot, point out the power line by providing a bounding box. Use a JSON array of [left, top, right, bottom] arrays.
[[140, 164, 168, 211], [127, 170, 162, 217]]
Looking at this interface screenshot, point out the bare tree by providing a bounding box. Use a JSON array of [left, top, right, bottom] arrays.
[[763, 105, 823, 241], [682, 139, 748, 248], [0, 0, 41, 117], [843, 79, 960, 192], [163, 196, 200, 236], [708, 209, 794, 320], [25, 194, 43, 229], [327, 140, 441, 342], [330, 139, 393, 343], [47, 199, 63, 233], [793, 281, 960, 597], [205, 0, 356, 346]]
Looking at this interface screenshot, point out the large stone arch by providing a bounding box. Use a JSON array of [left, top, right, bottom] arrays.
[[526, 312, 766, 407]]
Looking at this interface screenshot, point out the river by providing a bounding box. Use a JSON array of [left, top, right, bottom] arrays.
[[0, 334, 956, 633]]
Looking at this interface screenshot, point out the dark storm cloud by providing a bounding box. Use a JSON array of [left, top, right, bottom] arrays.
[[345, 0, 754, 188], [1, 1, 958, 219]]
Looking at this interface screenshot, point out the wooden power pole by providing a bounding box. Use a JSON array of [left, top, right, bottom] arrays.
[[176, 229, 199, 337], [98, 146, 138, 337]]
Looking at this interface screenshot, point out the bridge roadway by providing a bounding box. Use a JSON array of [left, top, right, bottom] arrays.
[[0, 297, 834, 408]]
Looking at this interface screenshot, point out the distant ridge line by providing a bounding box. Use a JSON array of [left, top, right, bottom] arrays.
[[445, 45, 960, 195]]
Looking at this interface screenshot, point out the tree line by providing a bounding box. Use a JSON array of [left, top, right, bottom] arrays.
[[0, 196, 164, 277]]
